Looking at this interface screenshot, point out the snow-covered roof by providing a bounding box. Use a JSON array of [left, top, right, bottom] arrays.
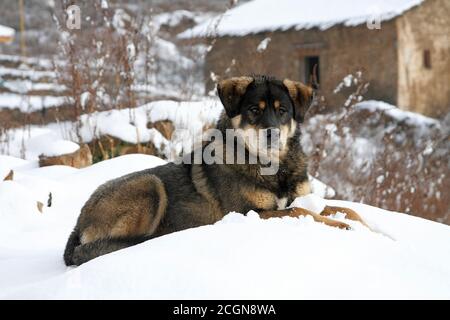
[[0, 24, 15, 39], [179, 0, 424, 38]]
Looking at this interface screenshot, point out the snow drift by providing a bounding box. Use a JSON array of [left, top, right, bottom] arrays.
[[0, 154, 449, 299]]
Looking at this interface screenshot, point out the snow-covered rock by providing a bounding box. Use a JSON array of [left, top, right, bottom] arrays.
[[355, 100, 440, 128]]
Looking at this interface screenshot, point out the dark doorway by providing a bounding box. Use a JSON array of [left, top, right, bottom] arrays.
[[304, 56, 320, 84], [423, 49, 432, 69]]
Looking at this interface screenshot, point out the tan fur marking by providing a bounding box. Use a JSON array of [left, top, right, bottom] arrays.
[[277, 120, 296, 157], [218, 77, 253, 96], [232, 76, 253, 95], [79, 174, 167, 244], [259, 100, 266, 110], [218, 77, 253, 110], [81, 226, 101, 244], [283, 79, 313, 102], [282, 79, 313, 121], [283, 79, 297, 101], [242, 188, 277, 210], [289, 119, 296, 136], [110, 212, 152, 238], [295, 181, 311, 197], [278, 125, 290, 158], [231, 115, 242, 128], [274, 100, 280, 109]]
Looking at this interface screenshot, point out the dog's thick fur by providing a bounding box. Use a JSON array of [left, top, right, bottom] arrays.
[[64, 75, 358, 266]]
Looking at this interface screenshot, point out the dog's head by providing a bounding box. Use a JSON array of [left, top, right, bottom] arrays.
[[217, 75, 313, 157]]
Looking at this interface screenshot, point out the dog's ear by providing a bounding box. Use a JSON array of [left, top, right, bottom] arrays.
[[282, 79, 314, 122], [217, 76, 253, 118]]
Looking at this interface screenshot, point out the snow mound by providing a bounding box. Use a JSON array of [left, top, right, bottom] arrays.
[[309, 175, 335, 199], [355, 100, 440, 128], [1, 129, 80, 161], [27, 133, 80, 158], [290, 193, 326, 213], [179, 0, 424, 38], [0, 155, 37, 180], [0, 154, 449, 299]]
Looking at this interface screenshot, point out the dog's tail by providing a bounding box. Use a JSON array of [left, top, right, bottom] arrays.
[[63, 227, 81, 266]]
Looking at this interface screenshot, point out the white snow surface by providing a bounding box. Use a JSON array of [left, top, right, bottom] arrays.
[[309, 175, 335, 199], [0, 153, 449, 299], [0, 24, 15, 38], [2, 80, 67, 94], [0, 54, 54, 69], [179, 0, 424, 38], [0, 93, 69, 112], [0, 67, 56, 81]]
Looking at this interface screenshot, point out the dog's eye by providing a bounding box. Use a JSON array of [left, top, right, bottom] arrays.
[[249, 106, 260, 115], [279, 107, 287, 115]]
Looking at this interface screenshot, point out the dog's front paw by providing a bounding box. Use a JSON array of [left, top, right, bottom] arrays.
[[338, 221, 352, 230], [322, 218, 351, 230]]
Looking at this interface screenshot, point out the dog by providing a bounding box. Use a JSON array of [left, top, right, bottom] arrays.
[[64, 75, 367, 266]]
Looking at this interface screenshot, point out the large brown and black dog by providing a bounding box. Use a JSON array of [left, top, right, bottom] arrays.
[[64, 75, 367, 266]]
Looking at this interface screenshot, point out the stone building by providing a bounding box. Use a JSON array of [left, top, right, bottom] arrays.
[[181, 0, 450, 118]]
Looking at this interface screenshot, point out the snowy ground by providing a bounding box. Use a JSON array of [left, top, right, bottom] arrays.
[[1, 153, 449, 299], [0, 99, 222, 161]]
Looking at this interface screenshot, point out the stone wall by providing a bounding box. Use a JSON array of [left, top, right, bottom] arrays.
[[396, 0, 450, 117], [205, 20, 399, 109]]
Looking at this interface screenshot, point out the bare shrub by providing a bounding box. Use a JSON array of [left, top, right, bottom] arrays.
[[303, 71, 450, 223]]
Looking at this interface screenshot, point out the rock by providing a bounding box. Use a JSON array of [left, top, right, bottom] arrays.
[[3, 170, 13, 181], [37, 201, 44, 213], [147, 120, 175, 140], [88, 135, 158, 163], [120, 144, 157, 156], [47, 192, 52, 207], [39, 144, 92, 168]]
